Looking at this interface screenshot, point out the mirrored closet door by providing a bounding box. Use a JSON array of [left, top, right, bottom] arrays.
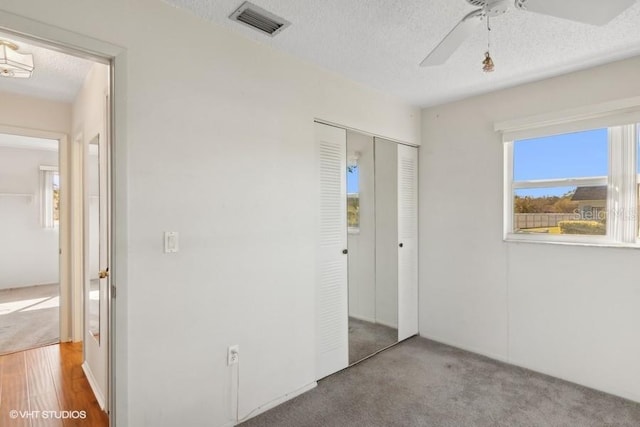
[[316, 122, 418, 379], [346, 132, 399, 364]]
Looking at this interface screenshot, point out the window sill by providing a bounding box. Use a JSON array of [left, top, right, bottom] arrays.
[[505, 233, 640, 249]]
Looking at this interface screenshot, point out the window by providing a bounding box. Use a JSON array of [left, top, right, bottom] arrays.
[[40, 166, 59, 228], [505, 124, 639, 245], [347, 160, 359, 233]]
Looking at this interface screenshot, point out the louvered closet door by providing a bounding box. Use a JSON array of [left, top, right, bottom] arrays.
[[315, 122, 349, 380], [397, 144, 419, 341]]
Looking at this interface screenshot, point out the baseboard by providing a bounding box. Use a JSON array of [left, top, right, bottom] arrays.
[[420, 333, 640, 404], [236, 381, 317, 425], [506, 357, 640, 404], [418, 333, 508, 363], [82, 361, 106, 410]]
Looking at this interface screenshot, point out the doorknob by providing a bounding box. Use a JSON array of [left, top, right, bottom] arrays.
[[342, 249, 348, 254], [99, 268, 109, 279], [399, 243, 404, 248]]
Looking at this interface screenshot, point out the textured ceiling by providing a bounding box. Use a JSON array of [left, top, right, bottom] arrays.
[[0, 32, 93, 103], [163, 0, 640, 107]]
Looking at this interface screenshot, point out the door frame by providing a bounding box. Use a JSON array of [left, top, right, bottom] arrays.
[[0, 10, 127, 426], [0, 124, 69, 340]]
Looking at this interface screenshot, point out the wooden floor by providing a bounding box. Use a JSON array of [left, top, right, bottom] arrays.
[[0, 343, 108, 427]]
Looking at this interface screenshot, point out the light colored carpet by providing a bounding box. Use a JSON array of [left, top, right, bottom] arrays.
[[0, 284, 59, 355], [240, 337, 640, 427], [348, 317, 397, 364]]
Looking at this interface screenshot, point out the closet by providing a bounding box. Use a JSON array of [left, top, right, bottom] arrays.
[[315, 122, 418, 380]]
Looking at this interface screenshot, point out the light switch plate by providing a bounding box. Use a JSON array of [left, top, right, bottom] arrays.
[[164, 231, 179, 253]]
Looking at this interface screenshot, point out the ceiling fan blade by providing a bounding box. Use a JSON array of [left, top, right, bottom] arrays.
[[515, 0, 637, 26], [420, 9, 484, 67]]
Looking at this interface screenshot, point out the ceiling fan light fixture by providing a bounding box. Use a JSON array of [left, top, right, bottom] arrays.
[[0, 40, 34, 79], [482, 51, 495, 72]]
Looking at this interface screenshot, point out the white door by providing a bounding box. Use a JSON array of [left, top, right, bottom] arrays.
[[83, 132, 109, 410], [397, 144, 419, 341], [316, 122, 349, 379]]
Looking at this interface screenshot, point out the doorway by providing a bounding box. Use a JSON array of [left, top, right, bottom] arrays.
[[0, 28, 113, 420], [0, 134, 61, 355]]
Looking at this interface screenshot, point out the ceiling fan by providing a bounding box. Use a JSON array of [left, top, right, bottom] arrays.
[[420, 0, 638, 67]]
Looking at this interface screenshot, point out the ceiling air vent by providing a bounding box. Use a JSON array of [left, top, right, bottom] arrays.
[[229, 2, 290, 37]]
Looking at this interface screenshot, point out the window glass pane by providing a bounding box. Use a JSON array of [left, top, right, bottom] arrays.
[[514, 128, 608, 181], [347, 164, 359, 229], [53, 172, 60, 223], [514, 186, 606, 235]]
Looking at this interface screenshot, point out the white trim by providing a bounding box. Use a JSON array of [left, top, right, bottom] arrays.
[[505, 235, 640, 249], [314, 118, 417, 148], [419, 333, 508, 363], [495, 96, 640, 142], [503, 141, 514, 239], [420, 333, 640, 403], [82, 361, 106, 410], [71, 133, 84, 343], [504, 123, 640, 247], [505, 232, 612, 245], [0, 124, 66, 141], [0, 12, 120, 62], [512, 176, 607, 190], [0, 192, 33, 199], [236, 382, 317, 424]]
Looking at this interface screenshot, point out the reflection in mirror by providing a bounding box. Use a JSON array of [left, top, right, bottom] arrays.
[[374, 137, 399, 340], [88, 135, 100, 342], [347, 131, 398, 364]]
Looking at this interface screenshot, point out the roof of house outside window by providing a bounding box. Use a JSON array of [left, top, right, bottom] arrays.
[[571, 186, 607, 201]]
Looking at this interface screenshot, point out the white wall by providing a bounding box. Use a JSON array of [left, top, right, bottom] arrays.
[[420, 55, 640, 403], [0, 2, 421, 426], [0, 92, 70, 134], [347, 131, 375, 322], [0, 146, 59, 289]]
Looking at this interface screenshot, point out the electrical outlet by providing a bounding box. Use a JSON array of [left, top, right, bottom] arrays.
[[227, 345, 239, 366]]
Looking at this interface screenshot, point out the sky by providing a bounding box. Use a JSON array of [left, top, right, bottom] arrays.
[[347, 128, 638, 198], [514, 128, 610, 197], [347, 166, 359, 194]]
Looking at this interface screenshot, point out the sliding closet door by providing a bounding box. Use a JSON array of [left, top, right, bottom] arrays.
[[397, 144, 419, 341], [315, 122, 349, 379]]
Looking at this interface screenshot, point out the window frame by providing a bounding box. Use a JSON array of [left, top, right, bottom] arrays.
[[40, 165, 60, 229], [503, 124, 639, 247]]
